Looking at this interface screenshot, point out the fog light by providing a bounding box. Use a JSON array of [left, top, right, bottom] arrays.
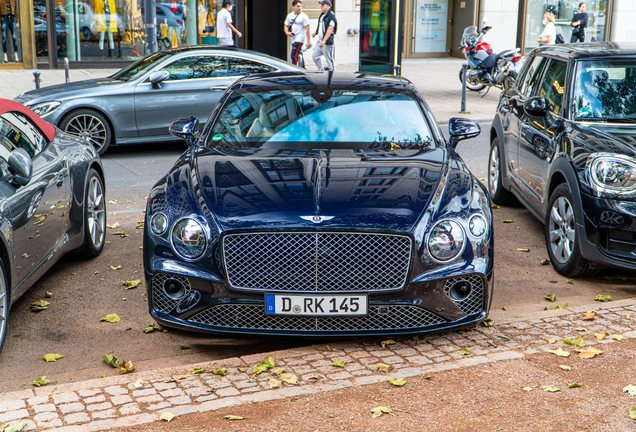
[[163, 278, 186, 300], [469, 214, 487, 238], [449, 281, 472, 301], [150, 212, 168, 235]]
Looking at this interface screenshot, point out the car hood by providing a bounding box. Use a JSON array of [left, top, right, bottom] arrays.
[[195, 148, 448, 232], [14, 78, 124, 104], [578, 123, 636, 157]]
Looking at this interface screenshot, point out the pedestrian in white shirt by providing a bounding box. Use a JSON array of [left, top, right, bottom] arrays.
[[217, 0, 241, 46], [312, 0, 337, 71], [538, 12, 556, 46], [284, 0, 311, 66]]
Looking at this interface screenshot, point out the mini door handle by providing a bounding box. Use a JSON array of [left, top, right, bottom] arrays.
[[210, 85, 228, 91]]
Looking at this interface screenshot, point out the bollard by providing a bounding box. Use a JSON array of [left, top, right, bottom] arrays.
[[460, 63, 468, 114], [393, 64, 401, 76], [33, 71, 41, 89], [64, 58, 70, 83]]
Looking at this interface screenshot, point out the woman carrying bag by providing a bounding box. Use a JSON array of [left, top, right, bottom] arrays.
[[570, 2, 588, 43], [537, 12, 557, 46]]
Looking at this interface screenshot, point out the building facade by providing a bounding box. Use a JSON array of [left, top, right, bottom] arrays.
[[0, 0, 634, 70]]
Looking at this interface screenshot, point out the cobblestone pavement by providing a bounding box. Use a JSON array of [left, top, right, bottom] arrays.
[[1, 299, 635, 431]]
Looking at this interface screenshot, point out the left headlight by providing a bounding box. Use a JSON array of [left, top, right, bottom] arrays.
[[171, 218, 207, 260], [427, 219, 466, 262], [28, 101, 62, 117], [587, 153, 636, 195]]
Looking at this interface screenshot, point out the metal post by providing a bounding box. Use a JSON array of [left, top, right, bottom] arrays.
[[33, 71, 41, 89], [144, 0, 158, 55], [64, 58, 70, 83], [393, 64, 401, 76], [460, 63, 469, 114]]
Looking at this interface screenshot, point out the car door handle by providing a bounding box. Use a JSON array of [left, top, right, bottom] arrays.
[[210, 85, 228, 91], [56, 168, 68, 188], [521, 123, 529, 132]]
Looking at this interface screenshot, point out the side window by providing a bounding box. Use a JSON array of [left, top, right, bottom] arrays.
[[539, 60, 568, 116], [0, 112, 46, 158], [518, 55, 547, 97], [227, 57, 276, 77], [0, 119, 14, 181], [162, 56, 229, 81]]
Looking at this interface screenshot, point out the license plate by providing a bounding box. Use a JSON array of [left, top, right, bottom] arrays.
[[265, 294, 368, 316]]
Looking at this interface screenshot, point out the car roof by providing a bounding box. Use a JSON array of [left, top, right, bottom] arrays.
[[532, 42, 636, 61], [232, 71, 414, 91], [159, 46, 303, 70]]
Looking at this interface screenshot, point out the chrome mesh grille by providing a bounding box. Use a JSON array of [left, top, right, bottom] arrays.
[[188, 304, 444, 331], [223, 232, 412, 292], [151, 273, 192, 314], [444, 275, 486, 316]]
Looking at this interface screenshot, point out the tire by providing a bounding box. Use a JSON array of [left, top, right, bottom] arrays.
[[503, 70, 518, 90], [459, 68, 487, 92], [82, 169, 106, 258], [0, 259, 9, 355], [59, 109, 112, 155], [545, 184, 597, 278], [488, 137, 516, 206], [81, 27, 92, 42]]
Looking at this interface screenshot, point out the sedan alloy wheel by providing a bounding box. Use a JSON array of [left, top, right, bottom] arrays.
[[84, 169, 106, 256], [61, 109, 112, 155]]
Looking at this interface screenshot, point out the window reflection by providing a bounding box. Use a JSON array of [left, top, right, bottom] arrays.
[[572, 61, 636, 119]]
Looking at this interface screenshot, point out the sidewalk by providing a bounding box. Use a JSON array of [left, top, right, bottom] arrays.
[[1, 300, 636, 431], [0, 58, 499, 124]]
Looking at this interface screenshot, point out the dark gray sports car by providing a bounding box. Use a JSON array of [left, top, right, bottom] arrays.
[[0, 99, 105, 355], [13, 47, 302, 155]]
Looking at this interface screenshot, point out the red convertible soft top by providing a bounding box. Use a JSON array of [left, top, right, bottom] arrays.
[[0, 98, 57, 142]]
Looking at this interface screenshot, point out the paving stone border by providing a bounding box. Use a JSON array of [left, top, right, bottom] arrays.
[[2, 300, 636, 431]]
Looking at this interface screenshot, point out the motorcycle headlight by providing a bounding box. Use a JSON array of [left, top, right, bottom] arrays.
[[587, 153, 636, 195], [427, 219, 466, 262], [28, 101, 61, 117], [171, 218, 207, 260]]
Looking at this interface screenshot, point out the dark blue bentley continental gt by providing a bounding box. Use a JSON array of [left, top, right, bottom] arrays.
[[143, 71, 493, 336]]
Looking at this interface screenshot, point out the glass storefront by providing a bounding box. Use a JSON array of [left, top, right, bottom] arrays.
[[412, 0, 447, 54], [524, 0, 609, 53]]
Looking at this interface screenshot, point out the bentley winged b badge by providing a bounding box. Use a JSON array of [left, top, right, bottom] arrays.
[[300, 216, 335, 224]]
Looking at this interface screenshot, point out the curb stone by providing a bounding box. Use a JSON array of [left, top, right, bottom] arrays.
[[1, 300, 636, 431]]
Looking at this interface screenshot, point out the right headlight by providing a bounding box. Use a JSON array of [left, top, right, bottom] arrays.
[[28, 101, 61, 117], [427, 219, 466, 262], [171, 217, 207, 260], [587, 153, 636, 196]]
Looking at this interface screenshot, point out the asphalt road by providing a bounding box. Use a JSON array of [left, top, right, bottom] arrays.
[[1, 128, 635, 392]]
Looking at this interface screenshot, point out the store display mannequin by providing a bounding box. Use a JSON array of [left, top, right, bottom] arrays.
[[95, 0, 117, 51], [0, 0, 19, 62], [168, 0, 183, 45]]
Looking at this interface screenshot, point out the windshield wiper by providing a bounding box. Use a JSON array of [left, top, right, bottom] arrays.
[[575, 116, 636, 123]]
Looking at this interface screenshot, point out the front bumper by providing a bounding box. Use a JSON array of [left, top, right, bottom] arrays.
[[145, 270, 493, 337]]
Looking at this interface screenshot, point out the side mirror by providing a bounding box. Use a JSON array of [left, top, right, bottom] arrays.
[[149, 70, 170, 89], [448, 118, 481, 149], [524, 96, 549, 117], [8, 148, 32, 186], [169, 116, 199, 147]]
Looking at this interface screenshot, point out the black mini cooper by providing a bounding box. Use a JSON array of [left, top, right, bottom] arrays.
[[491, 42, 636, 277]]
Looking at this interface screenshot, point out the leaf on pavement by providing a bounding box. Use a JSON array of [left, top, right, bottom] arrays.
[[3, 420, 26, 432], [623, 385, 636, 397], [612, 335, 624, 341], [381, 339, 396, 348], [100, 314, 120, 323], [212, 368, 227, 376], [271, 367, 286, 376], [389, 378, 406, 387], [107, 222, 120, 229], [502, 220, 515, 223], [192, 367, 206, 374], [103, 353, 119, 368], [332, 358, 347, 368], [268, 378, 281, 388], [482, 319, 494, 327], [43, 353, 63, 362], [110, 265, 122, 270], [30, 300, 50, 312], [122, 280, 141, 290], [541, 385, 560, 392], [21, 253, 30, 258], [136, 221, 145, 229], [576, 346, 604, 359], [517, 248, 530, 252], [564, 336, 585, 347], [523, 387, 534, 392], [540, 259, 551, 265], [568, 382, 582, 388], [544, 294, 557, 302], [113, 231, 129, 238], [253, 365, 268, 375], [376, 363, 393, 373], [549, 347, 570, 357], [371, 406, 394, 418], [460, 348, 471, 356], [601, 274, 628, 281], [119, 360, 134, 375], [546, 338, 557, 344], [143, 323, 164, 333], [133, 379, 146, 389], [280, 373, 299, 385], [33, 376, 50, 387], [566, 279, 573, 284], [630, 407, 636, 420], [224, 415, 246, 420], [159, 412, 175, 422], [594, 294, 611, 302], [559, 365, 572, 371], [262, 356, 275, 368], [492, 204, 501, 209], [108, 200, 117, 204], [44, 291, 52, 298], [595, 333, 609, 340], [582, 311, 597, 321]]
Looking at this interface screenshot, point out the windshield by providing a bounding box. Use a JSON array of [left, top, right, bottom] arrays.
[[207, 89, 434, 151], [461, 26, 479, 44], [572, 60, 636, 120], [110, 52, 172, 81]]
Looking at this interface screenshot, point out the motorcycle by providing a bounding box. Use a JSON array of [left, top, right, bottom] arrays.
[[459, 24, 522, 94]]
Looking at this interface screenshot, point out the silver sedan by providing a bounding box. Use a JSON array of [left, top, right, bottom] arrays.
[[14, 47, 302, 154]]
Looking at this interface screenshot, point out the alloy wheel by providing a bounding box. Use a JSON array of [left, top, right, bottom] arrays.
[[548, 196, 576, 264], [87, 176, 106, 249], [489, 145, 500, 196], [0, 271, 6, 348], [65, 114, 108, 154]]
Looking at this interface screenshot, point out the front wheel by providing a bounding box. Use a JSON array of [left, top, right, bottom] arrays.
[[459, 68, 487, 92], [82, 169, 106, 257], [545, 184, 597, 277], [488, 138, 516, 205], [0, 259, 9, 355], [59, 109, 112, 155]]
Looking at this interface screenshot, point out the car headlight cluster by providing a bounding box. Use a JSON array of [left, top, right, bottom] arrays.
[[587, 153, 636, 195], [427, 220, 466, 262], [149, 212, 208, 261], [28, 101, 61, 117]]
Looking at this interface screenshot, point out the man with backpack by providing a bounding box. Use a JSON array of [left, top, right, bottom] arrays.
[[312, 0, 337, 71], [284, 0, 311, 67]]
